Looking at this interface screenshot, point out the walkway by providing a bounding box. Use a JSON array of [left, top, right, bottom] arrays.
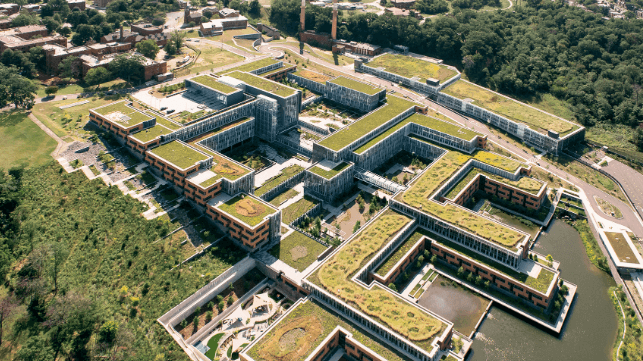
[[28, 112, 68, 157]]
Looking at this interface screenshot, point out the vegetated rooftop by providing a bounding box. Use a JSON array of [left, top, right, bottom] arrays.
[[308, 162, 350, 179], [217, 194, 277, 227], [355, 113, 481, 154], [246, 298, 411, 361], [293, 69, 332, 84], [217, 57, 280, 75], [318, 95, 417, 151], [366, 53, 457, 83], [268, 231, 328, 272], [190, 75, 239, 94], [330, 76, 382, 95], [93, 101, 153, 127], [148, 140, 209, 169], [398, 144, 527, 249], [308, 210, 447, 352], [255, 164, 305, 197], [442, 80, 580, 136], [375, 229, 423, 277], [261, 62, 295, 77], [130, 124, 172, 143], [225, 71, 297, 97], [446, 169, 544, 200], [605, 231, 640, 264], [423, 228, 555, 293]]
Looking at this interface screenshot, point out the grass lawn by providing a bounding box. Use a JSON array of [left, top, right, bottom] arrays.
[[218, 194, 277, 226], [188, 44, 245, 74], [281, 196, 319, 224], [208, 27, 258, 43], [224, 71, 296, 97], [308, 162, 350, 179], [605, 232, 639, 264], [32, 96, 125, 139], [0, 112, 57, 169], [255, 165, 305, 197], [269, 232, 328, 272], [204, 333, 225, 359], [329, 76, 381, 95], [309, 210, 445, 350], [148, 140, 209, 169], [235, 38, 259, 52], [442, 80, 579, 135], [190, 75, 238, 93], [269, 189, 300, 206], [367, 53, 457, 83]]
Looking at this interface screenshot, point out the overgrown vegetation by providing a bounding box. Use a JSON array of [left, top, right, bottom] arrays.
[[570, 220, 610, 273]]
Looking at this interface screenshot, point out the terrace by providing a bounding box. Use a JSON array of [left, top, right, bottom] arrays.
[[355, 113, 481, 154], [446, 169, 544, 200], [246, 299, 412, 361], [93, 101, 153, 127], [148, 140, 209, 169], [308, 210, 447, 352], [318, 95, 417, 151], [375, 229, 423, 277], [216, 57, 280, 75], [441, 80, 580, 136], [261, 62, 296, 77], [190, 75, 238, 94], [255, 164, 305, 197], [268, 231, 328, 272], [329, 76, 382, 95], [397, 146, 527, 250], [217, 194, 278, 227], [366, 53, 457, 83], [308, 161, 350, 179], [224, 71, 297, 97], [292, 69, 332, 84], [130, 124, 172, 143]]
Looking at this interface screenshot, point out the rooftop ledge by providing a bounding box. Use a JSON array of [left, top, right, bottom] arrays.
[[147, 140, 210, 170], [213, 193, 278, 228]]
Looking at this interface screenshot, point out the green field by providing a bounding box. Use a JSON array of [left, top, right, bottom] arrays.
[[0, 112, 57, 169], [187, 44, 245, 74]]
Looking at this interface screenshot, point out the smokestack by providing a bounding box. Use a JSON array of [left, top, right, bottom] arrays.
[[120, 25, 124, 39], [300, 0, 306, 33], [331, 0, 337, 40]]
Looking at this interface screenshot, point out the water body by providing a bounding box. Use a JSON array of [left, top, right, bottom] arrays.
[[468, 220, 617, 361]]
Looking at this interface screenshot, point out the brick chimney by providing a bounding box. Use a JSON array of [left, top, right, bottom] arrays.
[[120, 25, 124, 40]]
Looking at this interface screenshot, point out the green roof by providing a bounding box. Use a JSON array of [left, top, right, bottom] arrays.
[[308, 210, 446, 352], [445, 169, 544, 199], [217, 194, 277, 227], [367, 54, 457, 83], [183, 142, 250, 183], [148, 140, 209, 169], [261, 62, 296, 77], [217, 57, 280, 75], [247, 299, 412, 361], [292, 69, 332, 84], [442, 80, 580, 136], [93, 101, 152, 127], [355, 113, 481, 154], [255, 164, 305, 197], [318, 95, 417, 151], [130, 124, 172, 143], [190, 75, 238, 94], [308, 162, 350, 179], [225, 71, 296, 97], [329, 76, 381, 95], [375, 229, 423, 277], [268, 232, 327, 272]]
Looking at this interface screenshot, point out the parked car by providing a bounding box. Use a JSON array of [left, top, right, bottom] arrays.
[[166, 109, 175, 114], [160, 107, 167, 111]]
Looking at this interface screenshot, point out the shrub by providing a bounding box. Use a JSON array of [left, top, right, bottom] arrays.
[[205, 311, 213, 323], [227, 296, 234, 305], [99, 320, 118, 343], [430, 255, 437, 263], [218, 300, 225, 310], [388, 283, 397, 292], [130, 297, 140, 307], [457, 266, 465, 277]]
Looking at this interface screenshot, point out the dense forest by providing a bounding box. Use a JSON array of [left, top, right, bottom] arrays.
[[271, 0, 643, 136], [0, 164, 244, 360]]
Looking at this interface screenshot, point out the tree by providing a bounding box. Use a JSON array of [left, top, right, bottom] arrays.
[[11, 13, 39, 27], [45, 86, 59, 96], [99, 320, 118, 344], [84, 67, 113, 86], [164, 42, 177, 56], [135, 39, 160, 59], [430, 255, 437, 263], [249, 0, 261, 16], [457, 266, 465, 277], [0, 66, 37, 109], [58, 56, 79, 80], [353, 220, 361, 233], [15, 332, 53, 361], [388, 283, 397, 291], [58, 26, 72, 37], [170, 30, 186, 53], [108, 54, 145, 84], [634, 128, 643, 152], [0, 294, 18, 345], [42, 17, 61, 34]]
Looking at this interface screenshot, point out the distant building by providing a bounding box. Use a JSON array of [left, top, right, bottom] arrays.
[[22, 4, 41, 13], [93, 0, 115, 8], [256, 23, 280, 40], [0, 4, 19, 15], [391, 0, 415, 8], [0, 25, 67, 53], [333, 40, 381, 56], [200, 15, 248, 36], [384, 7, 423, 19], [100, 27, 170, 47], [219, 8, 240, 18], [67, 0, 86, 10], [184, 7, 203, 25], [130, 23, 164, 36]]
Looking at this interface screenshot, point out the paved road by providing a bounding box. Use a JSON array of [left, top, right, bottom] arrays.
[[602, 158, 643, 220]]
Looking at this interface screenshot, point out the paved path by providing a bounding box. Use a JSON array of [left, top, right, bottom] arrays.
[[601, 158, 643, 221], [28, 112, 68, 158]]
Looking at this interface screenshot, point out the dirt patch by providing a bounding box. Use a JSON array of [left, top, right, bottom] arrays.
[[278, 328, 306, 352], [256, 315, 323, 360], [213, 161, 243, 176], [236, 198, 265, 217], [290, 245, 308, 261]]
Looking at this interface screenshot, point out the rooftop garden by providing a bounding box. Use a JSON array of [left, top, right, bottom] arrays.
[[130, 124, 172, 143], [375, 229, 424, 277], [605, 231, 640, 264], [421, 228, 555, 293], [308, 162, 350, 179], [261, 62, 295, 77], [318, 95, 417, 151], [399, 147, 526, 249], [293, 69, 332, 84], [148, 140, 209, 169], [442, 80, 580, 136], [281, 196, 320, 224], [367, 54, 457, 83], [94, 101, 152, 127], [225, 71, 296, 97], [247, 299, 411, 361], [217, 194, 277, 227], [210, 152, 250, 181], [309, 210, 446, 350], [255, 165, 305, 197], [330, 76, 381, 95], [355, 113, 480, 154], [269, 231, 328, 272], [446, 169, 543, 199], [217, 57, 280, 75], [190, 75, 238, 94]]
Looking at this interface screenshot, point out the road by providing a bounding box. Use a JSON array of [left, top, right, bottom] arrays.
[[601, 158, 643, 221]]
